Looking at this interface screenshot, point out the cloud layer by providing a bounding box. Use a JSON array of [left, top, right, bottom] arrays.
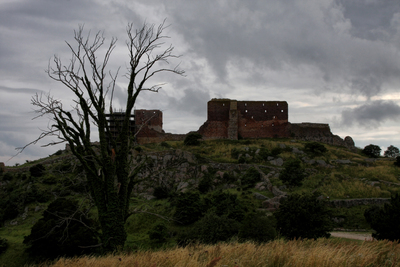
[[2, 0, 400, 164]]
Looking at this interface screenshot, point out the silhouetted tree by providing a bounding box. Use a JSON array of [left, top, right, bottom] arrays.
[[362, 144, 381, 158], [20, 21, 184, 252], [384, 145, 399, 158]]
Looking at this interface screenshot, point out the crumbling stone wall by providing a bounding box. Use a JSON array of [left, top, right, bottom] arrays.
[[289, 123, 356, 151], [135, 109, 163, 136]]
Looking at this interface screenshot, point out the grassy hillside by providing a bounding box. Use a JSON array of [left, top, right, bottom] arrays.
[[0, 138, 399, 266]]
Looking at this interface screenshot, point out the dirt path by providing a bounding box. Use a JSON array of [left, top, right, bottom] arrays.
[[330, 232, 374, 241]]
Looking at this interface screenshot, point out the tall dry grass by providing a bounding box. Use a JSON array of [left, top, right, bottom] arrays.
[[48, 239, 400, 267]]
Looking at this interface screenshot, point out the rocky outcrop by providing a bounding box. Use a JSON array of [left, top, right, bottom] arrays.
[[327, 198, 390, 208]]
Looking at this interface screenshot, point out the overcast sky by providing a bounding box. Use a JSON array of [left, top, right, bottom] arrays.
[[2, 0, 400, 165]]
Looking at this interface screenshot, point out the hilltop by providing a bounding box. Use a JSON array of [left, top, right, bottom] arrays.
[[0, 138, 399, 266]]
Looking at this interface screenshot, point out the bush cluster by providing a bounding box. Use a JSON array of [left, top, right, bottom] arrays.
[[364, 194, 400, 241], [274, 192, 333, 240], [304, 142, 327, 155], [173, 190, 276, 245], [184, 132, 202, 146], [23, 198, 99, 261], [279, 159, 306, 187], [29, 164, 45, 177]]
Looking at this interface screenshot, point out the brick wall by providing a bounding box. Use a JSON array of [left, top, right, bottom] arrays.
[[135, 110, 163, 137], [199, 99, 290, 139]]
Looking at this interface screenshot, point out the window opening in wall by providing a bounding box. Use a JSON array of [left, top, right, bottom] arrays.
[[245, 103, 247, 106], [265, 110, 267, 113], [142, 111, 145, 114], [251, 116, 253, 119], [245, 124, 247, 127], [277, 103, 279, 106], [263, 103, 265, 106], [223, 103, 225, 106], [154, 111, 156, 113], [273, 116, 276, 119], [272, 123, 274, 126], [281, 110, 283, 112], [261, 124, 263, 127], [245, 110, 248, 113]]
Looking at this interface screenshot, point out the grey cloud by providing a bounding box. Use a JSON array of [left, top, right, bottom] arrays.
[[339, 0, 400, 41], [341, 100, 400, 127], [165, 88, 210, 116], [165, 0, 400, 98], [0, 86, 44, 94]]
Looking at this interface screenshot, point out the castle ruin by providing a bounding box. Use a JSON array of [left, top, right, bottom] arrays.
[[99, 98, 356, 149]]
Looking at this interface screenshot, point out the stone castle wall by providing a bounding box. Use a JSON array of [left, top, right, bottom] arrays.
[[199, 99, 290, 139]]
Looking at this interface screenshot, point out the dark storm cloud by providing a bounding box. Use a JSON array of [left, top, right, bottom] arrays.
[[339, 0, 400, 41], [166, 0, 400, 98], [341, 100, 400, 127]]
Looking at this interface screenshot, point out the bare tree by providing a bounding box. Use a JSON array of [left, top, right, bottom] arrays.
[[25, 21, 184, 252]]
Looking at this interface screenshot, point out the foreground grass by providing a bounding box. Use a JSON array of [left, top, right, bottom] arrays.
[[48, 239, 400, 267]]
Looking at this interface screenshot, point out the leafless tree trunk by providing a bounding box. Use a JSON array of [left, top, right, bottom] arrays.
[[22, 20, 184, 252]]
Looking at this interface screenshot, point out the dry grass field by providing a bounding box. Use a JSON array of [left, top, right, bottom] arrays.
[[47, 239, 400, 267]]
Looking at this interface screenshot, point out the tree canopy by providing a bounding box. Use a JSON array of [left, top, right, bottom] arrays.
[[362, 144, 381, 158], [384, 145, 399, 158], [274, 192, 332, 240]]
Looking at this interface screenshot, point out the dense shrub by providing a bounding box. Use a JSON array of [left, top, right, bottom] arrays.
[[0, 238, 8, 254], [364, 194, 400, 241], [362, 144, 381, 158], [184, 132, 202, 146], [198, 175, 213, 194], [238, 212, 277, 243], [258, 147, 271, 160], [2, 173, 13, 181], [160, 141, 171, 148], [241, 167, 261, 189], [54, 150, 63, 156], [271, 147, 283, 157], [188, 210, 240, 244], [23, 198, 99, 261], [274, 192, 333, 240], [395, 156, 400, 167], [304, 142, 327, 155], [279, 159, 306, 187], [204, 191, 246, 222], [172, 192, 204, 225], [29, 164, 45, 177], [153, 186, 170, 199], [148, 223, 169, 243]]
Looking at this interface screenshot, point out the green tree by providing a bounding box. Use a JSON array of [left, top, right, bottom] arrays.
[[274, 192, 333, 240], [184, 132, 202, 146], [384, 145, 399, 158], [23, 198, 98, 261], [21, 21, 184, 252], [279, 159, 306, 187], [364, 194, 400, 241], [362, 144, 381, 158]]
